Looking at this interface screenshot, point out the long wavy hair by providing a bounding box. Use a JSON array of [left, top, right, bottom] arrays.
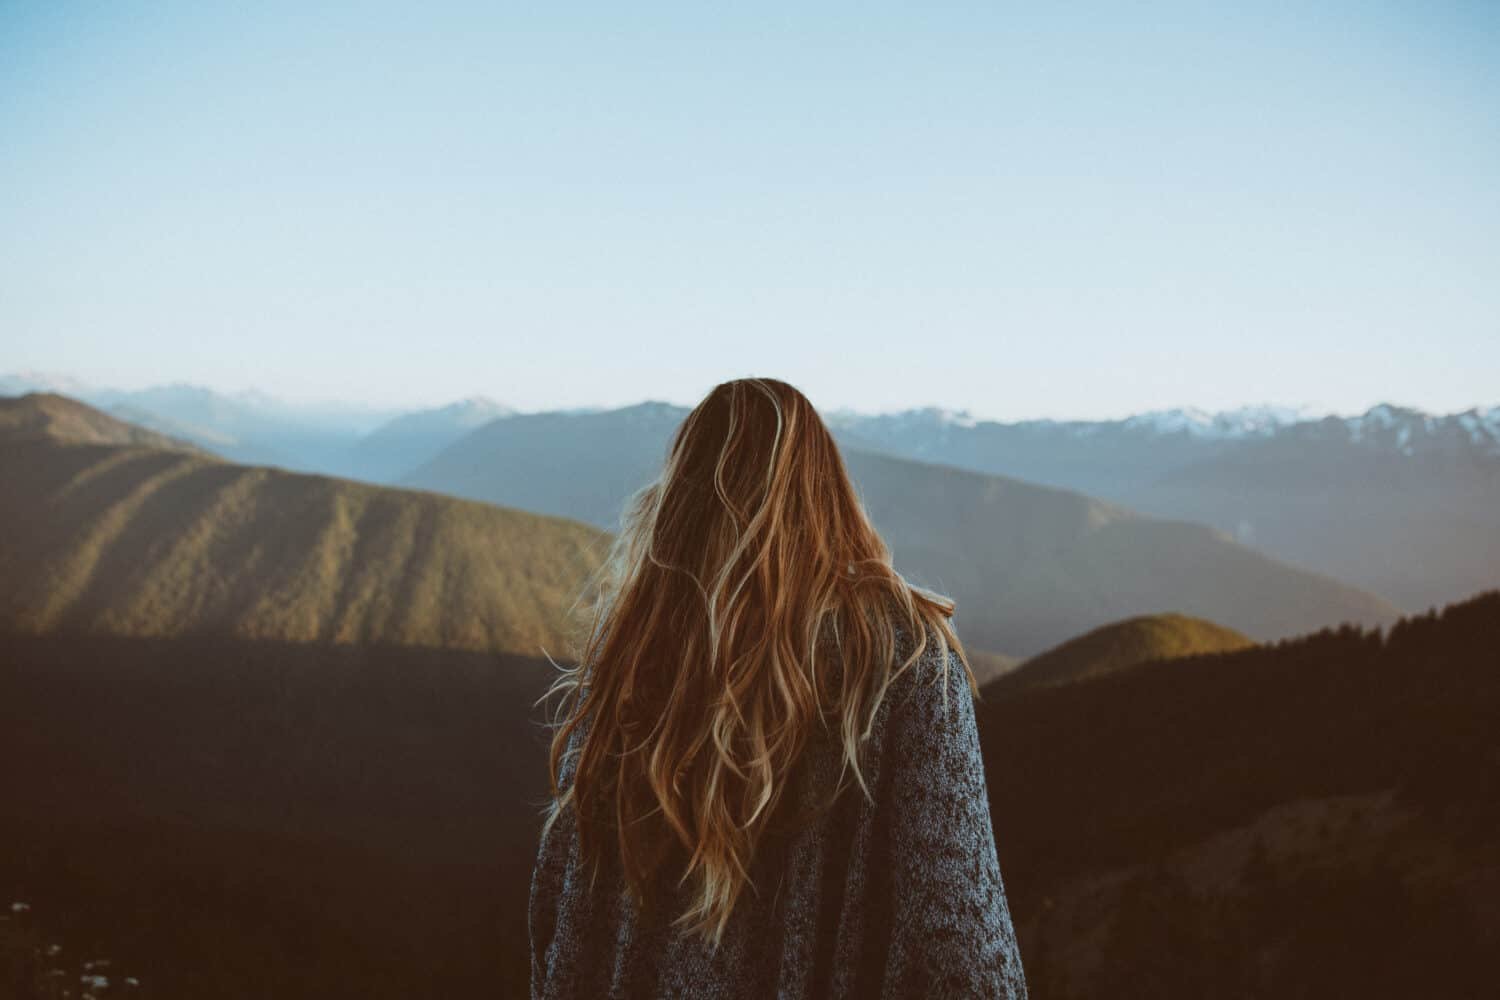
[[537, 377, 973, 948]]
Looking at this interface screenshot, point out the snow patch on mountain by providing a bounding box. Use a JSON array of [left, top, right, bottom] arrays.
[[1121, 404, 1316, 440], [824, 405, 980, 432], [1342, 403, 1500, 457]]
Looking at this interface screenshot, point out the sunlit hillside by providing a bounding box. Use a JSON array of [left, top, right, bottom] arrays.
[[0, 393, 608, 658], [997, 611, 1254, 689]]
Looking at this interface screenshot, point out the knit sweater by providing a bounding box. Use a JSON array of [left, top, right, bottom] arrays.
[[528, 625, 1029, 998]]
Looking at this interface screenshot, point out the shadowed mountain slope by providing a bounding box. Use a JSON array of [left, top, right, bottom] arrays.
[[1121, 433, 1500, 615], [824, 403, 1500, 614], [978, 588, 1500, 998], [0, 633, 560, 1000], [842, 449, 1395, 657], [0, 394, 607, 658], [404, 402, 1399, 657], [401, 400, 685, 528], [996, 612, 1254, 690]]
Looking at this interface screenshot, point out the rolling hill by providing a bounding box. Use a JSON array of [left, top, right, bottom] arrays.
[[996, 612, 1254, 690], [402, 401, 1400, 657], [0, 393, 607, 659]]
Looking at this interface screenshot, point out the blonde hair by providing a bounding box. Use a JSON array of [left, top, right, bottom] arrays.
[[538, 377, 972, 948]]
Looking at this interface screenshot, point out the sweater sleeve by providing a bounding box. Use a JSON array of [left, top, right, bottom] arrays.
[[528, 715, 588, 1000], [875, 645, 1029, 999]]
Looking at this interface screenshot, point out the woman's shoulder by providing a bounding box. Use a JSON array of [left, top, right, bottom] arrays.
[[883, 620, 973, 722]]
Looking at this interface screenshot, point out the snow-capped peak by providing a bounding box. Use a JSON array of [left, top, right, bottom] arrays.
[[823, 405, 980, 430], [929, 407, 978, 428], [1121, 403, 1315, 440], [1341, 402, 1500, 456]]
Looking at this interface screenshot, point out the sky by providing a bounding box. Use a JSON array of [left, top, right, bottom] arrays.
[[2, 0, 1497, 420]]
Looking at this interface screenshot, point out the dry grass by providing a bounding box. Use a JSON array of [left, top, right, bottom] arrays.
[[1000, 611, 1254, 689], [0, 395, 610, 659]]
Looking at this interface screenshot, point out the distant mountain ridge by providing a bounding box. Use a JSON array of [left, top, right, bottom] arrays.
[[347, 397, 515, 483], [826, 402, 1321, 442], [826, 400, 1500, 453], [822, 400, 1500, 613], [401, 399, 1399, 658], [12, 372, 1493, 468], [9, 373, 1492, 614]]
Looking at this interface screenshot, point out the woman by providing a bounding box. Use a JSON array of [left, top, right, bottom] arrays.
[[528, 378, 1027, 998]]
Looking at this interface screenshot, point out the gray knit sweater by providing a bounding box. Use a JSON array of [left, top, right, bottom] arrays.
[[528, 626, 1029, 998]]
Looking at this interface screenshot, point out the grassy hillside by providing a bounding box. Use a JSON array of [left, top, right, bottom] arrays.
[[0, 394, 608, 659], [403, 401, 1399, 657], [979, 589, 1500, 998], [996, 611, 1254, 689]]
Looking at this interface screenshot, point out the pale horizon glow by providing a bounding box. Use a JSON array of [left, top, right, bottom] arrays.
[[3, 1, 1497, 422]]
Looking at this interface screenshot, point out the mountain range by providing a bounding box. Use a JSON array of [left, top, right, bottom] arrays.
[[398, 399, 1398, 657], [825, 402, 1500, 612], [7, 371, 1493, 613], [1, 392, 1397, 661]]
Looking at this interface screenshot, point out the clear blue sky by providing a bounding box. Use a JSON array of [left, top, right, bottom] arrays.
[[3, 1, 1496, 419]]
